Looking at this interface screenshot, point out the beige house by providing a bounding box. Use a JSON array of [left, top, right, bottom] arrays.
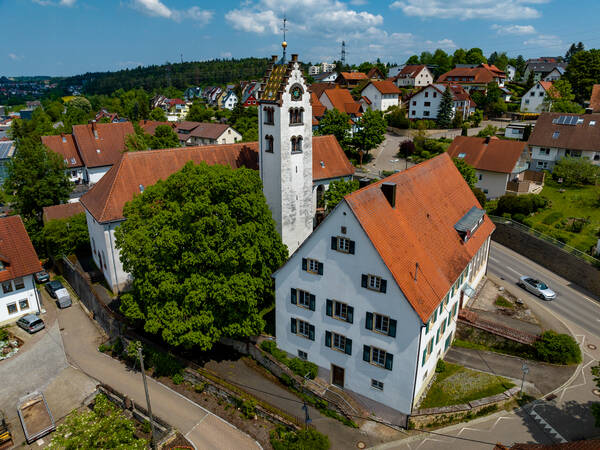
[[176, 122, 242, 146]]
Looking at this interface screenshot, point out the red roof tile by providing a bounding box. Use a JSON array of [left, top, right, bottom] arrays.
[[369, 80, 401, 95], [43, 202, 85, 223], [0, 215, 42, 283], [438, 64, 506, 85], [139, 120, 176, 135], [313, 135, 355, 181], [41, 134, 83, 168], [396, 64, 427, 78], [72, 122, 134, 168], [339, 72, 369, 81], [321, 86, 363, 116], [344, 153, 494, 322], [446, 136, 527, 173], [311, 93, 326, 118], [590, 84, 600, 112]]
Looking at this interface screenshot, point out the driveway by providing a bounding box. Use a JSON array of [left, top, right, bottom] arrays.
[[58, 299, 261, 450]]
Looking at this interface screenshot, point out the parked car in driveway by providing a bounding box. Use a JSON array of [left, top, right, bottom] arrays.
[[518, 276, 556, 300], [16, 315, 45, 334], [54, 288, 72, 309], [44, 280, 64, 298], [34, 271, 50, 283]]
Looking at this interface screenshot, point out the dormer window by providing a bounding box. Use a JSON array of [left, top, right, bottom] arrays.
[[454, 206, 485, 243]]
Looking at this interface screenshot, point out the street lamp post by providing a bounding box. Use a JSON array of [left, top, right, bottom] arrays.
[[138, 346, 157, 450], [520, 363, 529, 395]]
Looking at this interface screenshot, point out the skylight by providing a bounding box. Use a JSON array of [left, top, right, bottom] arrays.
[[458, 153, 466, 158], [139, 184, 144, 193], [70, 158, 76, 164], [590, 121, 596, 126], [552, 131, 560, 139]]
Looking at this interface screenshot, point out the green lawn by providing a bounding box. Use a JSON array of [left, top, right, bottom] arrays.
[[527, 180, 600, 253], [419, 362, 515, 409]]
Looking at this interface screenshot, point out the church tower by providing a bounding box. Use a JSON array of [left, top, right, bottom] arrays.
[[258, 50, 313, 255]]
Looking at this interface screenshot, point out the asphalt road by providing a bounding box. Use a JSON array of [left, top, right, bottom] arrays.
[[487, 241, 600, 337]]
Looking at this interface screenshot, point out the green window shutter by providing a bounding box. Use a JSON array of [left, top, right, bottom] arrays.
[[308, 324, 315, 341], [291, 318, 297, 334], [380, 279, 387, 293], [363, 345, 371, 362], [302, 258, 307, 271], [388, 319, 397, 337], [422, 349, 427, 366], [425, 320, 430, 333], [331, 236, 337, 250], [361, 274, 368, 288], [325, 331, 332, 347], [436, 328, 440, 344], [349, 240, 355, 254], [345, 338, 352, 355], [318, 262, 324, 275], [433, 309, 438, 322], [365, 312, 373, 330], [385, 353, 393, 370], [326, 299, 333, 317], [291, 288, 297, 305], [347, 306, 354, 324], [309, 294, 316, 311]]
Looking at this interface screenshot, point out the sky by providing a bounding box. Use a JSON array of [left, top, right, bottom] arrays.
[[2, 0, 599, 77]]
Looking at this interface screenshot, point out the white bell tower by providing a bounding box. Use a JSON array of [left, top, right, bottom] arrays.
[[258, 51, 313, 255]]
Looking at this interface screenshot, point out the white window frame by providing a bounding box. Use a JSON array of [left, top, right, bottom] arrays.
[[307, 258, 320, 274], [371, 379, 384, 391], [374, 313, 390, 334], [297, 319, 310, 338], [19, 299, 29, 310], [336, 237, 351, 253], [332, 333, 347, 352], [371, 347, 386, 367], [333, 300, 348, 321], [368, 274, 382, 291]]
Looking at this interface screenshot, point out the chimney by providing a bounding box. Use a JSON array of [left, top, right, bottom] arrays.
[[91, 120, 98, 139], [291, 54, 298, 62], [484, 136, 491, 144], [359, 177, 370, 188], [381, 182, 396, 208], [271, 55, 278, 63]]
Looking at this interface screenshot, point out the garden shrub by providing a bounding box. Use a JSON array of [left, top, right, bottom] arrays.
[[261, 340, 318, 379], [145, 347, 184, 377], [171, 373, 184, 385], [270, 426, 330, 450], [240, 399, 256, 419], [534, 331, 581, 364], [512, 213, 526, 223], [495, 194, 548, 216], [542, 211, 563, 225], [142, 420, 151, 434], [194, 383, 206, 393], [0, 328, 9, 341], [435, 360, 446, 373]]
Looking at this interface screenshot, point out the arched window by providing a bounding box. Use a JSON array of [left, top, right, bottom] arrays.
[[291, 136, 303, 154], [289, 107, 304, 125], [265, 135, 274, 153], [264, 107, 275, 125]]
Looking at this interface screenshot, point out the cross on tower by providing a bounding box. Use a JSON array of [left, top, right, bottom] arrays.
[[281, 16, 288, 62]]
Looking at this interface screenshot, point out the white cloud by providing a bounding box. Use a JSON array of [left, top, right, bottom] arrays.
[[221, 51, 233, 58], [523, 34, 563, 49], [390, 0, 548, 20], [32, 0, 76, 6], [492, 24, 536, 35], [60, 0, 76, 5], [130, 0, 213, 23], [8, 53, 20, 61]]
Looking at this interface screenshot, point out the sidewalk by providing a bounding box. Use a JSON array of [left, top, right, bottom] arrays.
[[57, 301, 261, 450]]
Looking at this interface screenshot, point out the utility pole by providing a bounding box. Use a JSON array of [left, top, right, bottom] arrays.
[[138, 346, 157, 450], [520, 363, 529, 395], [341, 41, 346, 67]]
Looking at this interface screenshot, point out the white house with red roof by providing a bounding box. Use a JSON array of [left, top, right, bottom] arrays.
[[360, 81, 401, 111], [273, 153, 494, 423], [408, 84, 475, 121], [390, 65, 434, 88], [520, 81, 555, 113], [0, 216, 43, 325], [438, 63, 506, 91]]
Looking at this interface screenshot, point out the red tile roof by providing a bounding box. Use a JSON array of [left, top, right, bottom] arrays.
[[81, 136, 354, 223], [361, 96, 372, 105], [41, 134, 83, 168], [321, 86, 363, 116], [313, 135, 355, 181], [369, 80, 401, 95], [528, 112, 600, 151], [339, 72, 369, 81], [366, 67, 384, 80], [495, 440, 600, 450], [139, 120, 176, 135], [43, 202, 85, 223], [438, 64, 506, 85], [590, 84, 600, 112], [0, 215, 42, 283], [344, 153, 494, 322], [446, 136, 527, 174], [311, 92, 326, 118], [72, 122, 134, 168], [396, 64, 427, 78]]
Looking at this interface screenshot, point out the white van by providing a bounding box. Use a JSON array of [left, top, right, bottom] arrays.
[[54, 288, 72, 308]]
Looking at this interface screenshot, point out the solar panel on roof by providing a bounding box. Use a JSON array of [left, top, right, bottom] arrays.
[[557, 116, 566, 124], [571, 116, 580, 125]]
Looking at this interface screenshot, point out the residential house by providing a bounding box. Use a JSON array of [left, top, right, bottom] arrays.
[[407, 84, 475, 121], [318, 86, 363, 132], [221, 91, 238, 110], [139, 120, 177, 136], [588, 84, 600, 113], [215, 90, 228, 110], [26, 100, 41, 109], [313, 72, 338, 83], [166, 99, 188, 122], [242, 91, 259, 108], [390, 65, 434, 88], [366, 67, 385, 81], [505, 122, 534, 140], [321, 62, 336, 73], [447, 136, 530, 199], [360, 81, 401, 112], [520, 81, 555, 113], [505, 65, 516, 81], [437, 64, 506, 92], [184, 87, 202, 101], [311, 92, 327, 130], [273, 153, 494, 422], [0, 215, 43, 325], [41, 134, 85, 183], [523, 58, 566, 82], [43, 202, 85, 224], [95, 109, 122, 123], [528, 112, 600, 171], [543, 67, 565, 82], [309, 65, 321, 76], [0, 140, 15, 185], [335, 72, 369, 89], [175, 121, 242, 146]]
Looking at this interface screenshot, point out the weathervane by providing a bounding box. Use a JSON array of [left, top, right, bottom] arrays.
[[281, 15, 288, 62]]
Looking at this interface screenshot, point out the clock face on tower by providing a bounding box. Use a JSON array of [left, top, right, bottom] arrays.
[[291, 85, 302, 101]]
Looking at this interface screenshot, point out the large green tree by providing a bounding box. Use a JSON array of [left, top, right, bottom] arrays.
[[149, 107, 167, 121], [150, 124, 179, 149], [436, 86, 454, 129], [564, 49, 600, 103], [352, 109, 386, 154], [323, 178, 359, 212], [316, 108, 351, 146], [42, 213, 90, 259], [452, 157, 477, 188], [544, 79, 584, 113], [115, 162, 287, 349], [48, 394, 146, 449], [186, 104, 214, 122], [4, 140, 72, 226]]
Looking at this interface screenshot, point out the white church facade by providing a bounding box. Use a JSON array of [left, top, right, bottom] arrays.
[[80, 53, 354, 293]]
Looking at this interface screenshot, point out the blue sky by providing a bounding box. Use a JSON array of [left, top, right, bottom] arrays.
[[2, 0, 599, 76]]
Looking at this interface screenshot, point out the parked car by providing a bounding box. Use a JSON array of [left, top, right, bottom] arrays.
[[44, 280, 64, 298], [34, 271, 50, 284], [16, 315, 45, 334], [518, 276, 556, 300], [54, 288, 72, 309]]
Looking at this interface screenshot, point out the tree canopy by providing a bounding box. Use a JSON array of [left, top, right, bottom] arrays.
[[151, 124, 179, 149], [48, 394, 147, 449], [452, 157, 477, 188], [436, 86, 454, 129], [316, 108, 351, 146], [149, 107, 167, 121], [544, 79, 584, 113], [323, 178, 359, 212], [42, 213, 90, 259], [564, 49, 600, 103], [115, 162, 287, 349], [352, 109, 386, 154], [552, 157, 599, 186]]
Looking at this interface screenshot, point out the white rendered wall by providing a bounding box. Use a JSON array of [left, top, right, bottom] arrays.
[[275, 201, 422, 416], [408, 87, 442, 120], [476, 171, 510, 199], [362, 85, 399, 112], [86, 166, 111, 185], [0, 275, 39, 325], [521, 83, 548, 112]]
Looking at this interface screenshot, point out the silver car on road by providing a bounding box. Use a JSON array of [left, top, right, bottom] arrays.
[[518, 276, 556, 300]]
